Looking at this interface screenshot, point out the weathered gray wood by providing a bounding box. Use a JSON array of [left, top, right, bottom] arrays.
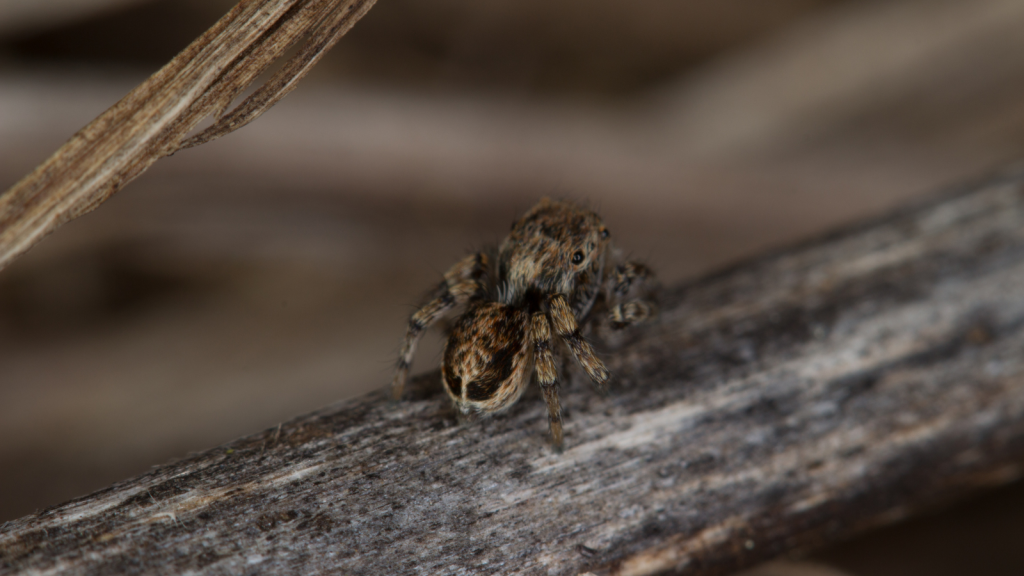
[[5, 169, 1024, 575]]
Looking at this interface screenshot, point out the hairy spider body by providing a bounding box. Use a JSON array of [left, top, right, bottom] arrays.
[[392, 198, 657, 448], [443, 303, 532, 411]]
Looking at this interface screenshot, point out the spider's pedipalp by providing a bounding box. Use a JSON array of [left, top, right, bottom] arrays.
[[606, 262, 659, 329], [530, 312, 563, 448], [548, 293, 610, 392], [392, 253, 488, 400], [610, 301, 657, 328]]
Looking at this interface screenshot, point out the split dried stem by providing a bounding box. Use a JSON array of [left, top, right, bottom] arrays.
[[0, 0, 377, 272]]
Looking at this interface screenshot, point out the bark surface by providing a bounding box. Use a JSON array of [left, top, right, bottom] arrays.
[[5, 170, 1024, 575]]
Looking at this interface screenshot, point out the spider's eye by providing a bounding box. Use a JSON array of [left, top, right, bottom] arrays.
[[571, 251, 585, 265], [600, 229, 610, 239]]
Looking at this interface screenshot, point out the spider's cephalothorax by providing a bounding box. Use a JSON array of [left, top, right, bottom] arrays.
[[392, 198, 657, 448]]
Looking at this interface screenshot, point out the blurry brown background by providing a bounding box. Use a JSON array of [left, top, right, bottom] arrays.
[[2, 0, 1024, 573]]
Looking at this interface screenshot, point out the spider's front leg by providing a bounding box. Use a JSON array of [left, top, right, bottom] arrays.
[[530, 312, 563, 448], [548, 294, 610, 393], [392, 253, 488, 400], [606, 262, 659, 329]]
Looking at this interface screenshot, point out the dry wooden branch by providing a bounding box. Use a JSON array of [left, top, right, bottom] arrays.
[[4, 169, 1024, 575], [0, 0, 376, 272]]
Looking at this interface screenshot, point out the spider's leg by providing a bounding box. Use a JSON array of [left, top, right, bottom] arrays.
[[392, 253, 488, 400], [548, 294, 610, 393], [530, 312, 564, 448], [606, 261, 659, 329]]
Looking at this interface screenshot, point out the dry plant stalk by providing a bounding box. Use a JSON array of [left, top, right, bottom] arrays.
[[0, 0, 377, 272]]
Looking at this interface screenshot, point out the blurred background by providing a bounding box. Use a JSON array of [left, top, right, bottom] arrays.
[[2, 0, 1024, 573]]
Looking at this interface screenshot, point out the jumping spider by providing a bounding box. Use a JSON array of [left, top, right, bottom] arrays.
[[392, 198, 657, 448]]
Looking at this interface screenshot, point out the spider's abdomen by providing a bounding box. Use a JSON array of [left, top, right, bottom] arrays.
[[442, 302, 531, 413]]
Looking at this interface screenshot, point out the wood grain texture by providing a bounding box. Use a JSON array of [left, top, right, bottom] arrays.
[[0, 0, 376, 272], [5, 169, 1024, 575]]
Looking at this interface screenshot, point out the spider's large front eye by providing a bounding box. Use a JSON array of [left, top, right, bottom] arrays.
[[600, 229, 610, 239], [571, 251, 585, 264]]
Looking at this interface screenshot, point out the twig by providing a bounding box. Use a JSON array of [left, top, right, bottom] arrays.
[[0, 0, 377, 272]]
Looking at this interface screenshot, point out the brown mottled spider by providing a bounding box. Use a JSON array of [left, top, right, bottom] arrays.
[[392, 198, 657, 448]]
